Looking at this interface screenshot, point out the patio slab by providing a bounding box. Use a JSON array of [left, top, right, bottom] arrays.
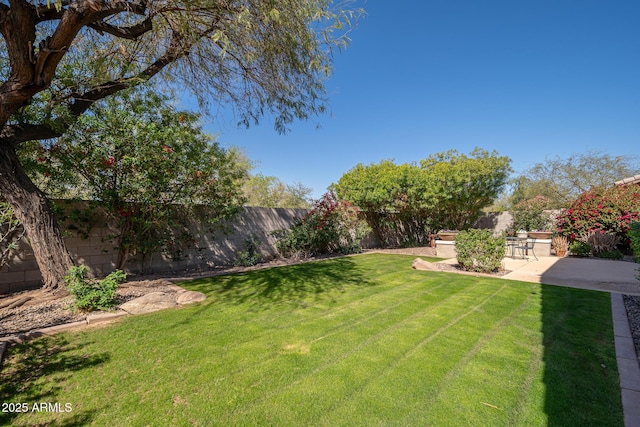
[[501, 256, 640, 295]]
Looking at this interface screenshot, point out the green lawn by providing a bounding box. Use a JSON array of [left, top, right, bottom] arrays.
[[0, 254, 623, 426]]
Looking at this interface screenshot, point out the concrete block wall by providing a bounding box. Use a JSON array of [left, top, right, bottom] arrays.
[[473, 211, 514, 233], [1, 208, 534, 293], [1, 205, 308, 294]]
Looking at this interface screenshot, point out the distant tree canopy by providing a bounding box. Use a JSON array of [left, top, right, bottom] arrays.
[[509, 151, 639, 208], [243, 174, 312, 209], [333, 148, 512, 246], [0, 0, 361, 291]]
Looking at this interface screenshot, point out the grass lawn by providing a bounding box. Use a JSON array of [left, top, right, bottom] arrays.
[[0, 254, 623, 426]]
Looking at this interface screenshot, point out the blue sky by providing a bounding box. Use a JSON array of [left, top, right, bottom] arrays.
[[198, 1, 640, 199]]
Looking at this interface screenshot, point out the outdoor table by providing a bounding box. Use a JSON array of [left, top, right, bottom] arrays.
[[506, 237, 538, 260]]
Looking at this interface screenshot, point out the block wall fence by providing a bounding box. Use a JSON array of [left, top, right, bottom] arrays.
[[1, 207, 515, 294], [1, 205, 309, 294]]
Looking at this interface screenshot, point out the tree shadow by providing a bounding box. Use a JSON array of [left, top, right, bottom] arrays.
[[183, 256, 371, 310], [0, 335, 109, 426], [540, 284, 624, 426]]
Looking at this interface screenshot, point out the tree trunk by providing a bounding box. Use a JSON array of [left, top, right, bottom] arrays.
[[0, 141, 73, 294]]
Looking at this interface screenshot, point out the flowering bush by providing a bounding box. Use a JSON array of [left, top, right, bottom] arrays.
[[20, 90, 248, 270], [275, 192, 370, 257], [555, 185, 640, 243], [511, 196, 553, 231]]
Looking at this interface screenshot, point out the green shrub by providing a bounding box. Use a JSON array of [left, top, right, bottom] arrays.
[[511, 196, 553, 232], [275, 192, 370, 258], [64, 265, 127, 311], [569, 241, 591, 257], [455, 229, 506, 273], [235, 235, 263, 267], [629, 222, 640, 263], [595, 250, 623, 260]]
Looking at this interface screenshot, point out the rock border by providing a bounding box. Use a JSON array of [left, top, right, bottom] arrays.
[[0, 284, 205, 368]]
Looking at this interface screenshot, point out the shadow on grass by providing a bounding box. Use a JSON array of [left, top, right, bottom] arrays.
[[0, 335, 109, 426], [183, 256, 371, 309], [541, 284, 623, 427]]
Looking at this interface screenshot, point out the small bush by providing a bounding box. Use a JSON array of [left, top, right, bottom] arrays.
[[511, 196, 553, 232], [629, 222, 640, 263], [235, 235, 263, 267], [455, 229, 506, 273], [64, 265, 126, 311], [274, 222, 315, 259], [595, 250, 623, 260], [585, 231, 620, 255], [569, 241, 591, 257], [275, 192, 370, 258]]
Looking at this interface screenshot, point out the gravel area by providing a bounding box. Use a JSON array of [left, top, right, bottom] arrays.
[[0, 280, 176, 338], [623, 295, 640, 363]]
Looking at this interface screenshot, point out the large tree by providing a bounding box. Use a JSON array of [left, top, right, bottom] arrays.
[[333, 160, 431, 245], [334, 149, 512, 246], [420, 148, 512, 230], [0, 0, 359, 291]]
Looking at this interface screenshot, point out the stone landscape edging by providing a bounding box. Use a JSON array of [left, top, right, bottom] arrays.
[[0, 285, 206, 369]]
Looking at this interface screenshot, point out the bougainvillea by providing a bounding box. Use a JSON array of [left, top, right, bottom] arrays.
[[275, 191, 371, 257], [555, 185, 640, 243]]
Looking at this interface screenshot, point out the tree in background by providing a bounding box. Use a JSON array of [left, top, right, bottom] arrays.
[[509, 151, 639, 208], [332, 160, 429, 245], [0, 0, 360, 291], [510, 196, 554, 232], [420, 148, 512, 230], [243, 174, 312, 208], [334, 149, 511, 246], [20, 89, 249, 270]]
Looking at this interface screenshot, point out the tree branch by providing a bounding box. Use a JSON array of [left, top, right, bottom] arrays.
[[2, 29, 195, 145], [0, 0, 151, 126], [0, 123, 62, 144], [87, 17, 152, 40], [69, 31, 192, 117]]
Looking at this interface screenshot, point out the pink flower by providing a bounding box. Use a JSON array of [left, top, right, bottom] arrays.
[[102, 157, 116, 166]]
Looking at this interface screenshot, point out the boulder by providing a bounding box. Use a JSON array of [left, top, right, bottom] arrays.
[[176, 291, 207, 305], [412, 258, 437, 271], [119, 292, 178, 315]]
